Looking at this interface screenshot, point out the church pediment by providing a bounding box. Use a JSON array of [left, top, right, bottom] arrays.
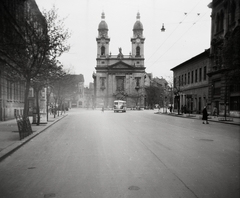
[[109, 61, 133, 69]]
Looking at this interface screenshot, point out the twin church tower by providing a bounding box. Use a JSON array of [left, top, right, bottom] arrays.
[[93, 12, 147, 108]]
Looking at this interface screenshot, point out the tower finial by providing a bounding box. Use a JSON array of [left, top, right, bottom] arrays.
[[101, 12, 105, 20], [136, 12, 140, 20]]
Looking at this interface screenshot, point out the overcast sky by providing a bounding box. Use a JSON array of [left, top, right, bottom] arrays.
[[35, 0, 212, 86]]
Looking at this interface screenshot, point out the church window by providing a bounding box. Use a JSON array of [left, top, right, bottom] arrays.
[[116, 77, 124, 91], [136, 46, 140, 57], [101, 46, 105, 56], [135, 77, 141, 87], [100, 77, 105, 87]]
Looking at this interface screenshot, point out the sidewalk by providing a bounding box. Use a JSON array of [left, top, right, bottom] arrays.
[[0, 112, 68, 162], [155, 109, 240, 126]]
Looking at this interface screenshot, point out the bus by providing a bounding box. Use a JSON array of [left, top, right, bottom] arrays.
[[113, 100, 127, 113]]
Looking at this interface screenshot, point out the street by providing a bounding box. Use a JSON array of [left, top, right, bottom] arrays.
[[0, 109, 239, 198]]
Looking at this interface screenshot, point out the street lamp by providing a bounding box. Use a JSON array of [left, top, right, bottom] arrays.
[[161, 23, 165, 32]]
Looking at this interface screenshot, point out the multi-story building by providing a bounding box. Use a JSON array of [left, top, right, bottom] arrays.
[[0, 0, 26, 121], [93, 12, 147, 108], [0, 0, 46, 121], [171, 49, 210, 114], [208, 0, 240, 117]]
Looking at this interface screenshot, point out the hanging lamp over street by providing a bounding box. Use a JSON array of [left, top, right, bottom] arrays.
[[161, 23, 165, 32]]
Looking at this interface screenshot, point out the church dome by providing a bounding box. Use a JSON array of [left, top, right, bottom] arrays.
[[98, 12, 108, 30], [133, 12, 143, 30]]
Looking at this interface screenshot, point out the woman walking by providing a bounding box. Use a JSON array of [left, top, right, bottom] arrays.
[[202, 106, 209, 124]]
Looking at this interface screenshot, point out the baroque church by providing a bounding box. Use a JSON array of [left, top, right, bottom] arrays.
[[93, 12, 148, 108]]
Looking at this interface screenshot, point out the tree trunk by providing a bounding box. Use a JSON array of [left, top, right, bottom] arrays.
[[20, 78, 32, 137], [23, 79, 31, 119], [35, 88, 40, 126]]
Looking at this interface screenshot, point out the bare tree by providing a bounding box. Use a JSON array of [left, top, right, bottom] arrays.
[[31, 59, 65, 125], [0, 3, 70, 132]]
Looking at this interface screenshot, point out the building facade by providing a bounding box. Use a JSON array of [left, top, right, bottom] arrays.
[[208, 0, 240, 117], [0, 0, 40, 121], [0, 0, 59, 121], [93, 12, 147, 108], [171, 50, 210, 114]]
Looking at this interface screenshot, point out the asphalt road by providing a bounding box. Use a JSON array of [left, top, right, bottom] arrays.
[[0, 109, 239, 198]]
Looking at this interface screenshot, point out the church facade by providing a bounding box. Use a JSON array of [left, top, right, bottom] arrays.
[[93, 12, 147, 109]]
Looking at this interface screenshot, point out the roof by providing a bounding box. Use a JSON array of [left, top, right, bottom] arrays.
[[98, 12, 108, 30], [133, 12, 143, 30], [170, 49, 210, 71]]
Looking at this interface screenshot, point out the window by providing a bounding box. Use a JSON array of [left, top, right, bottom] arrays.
[[101, 46, 105, 56], [229, 1, 236, 25], [7, 80, 13, 101], [116, 77, 124, 91], [191, 71, 194, 83], [188, 72, 190, 84], [213, 81, 221, 95], [230, 96, 240, 111], [178, 76, 181, 87], [216, 11, 224, 32], [135, 77, 141, 87], [199, 68, 202, 82], [100, 77, 105, 87], [182, 75, 184, 86], [184, 74, 187, 85], [136, 46, 140, 57], [195, 69, 198, 83], [203, 66, 207, 80]]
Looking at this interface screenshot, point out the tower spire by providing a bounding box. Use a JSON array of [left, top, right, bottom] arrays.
[[101, 12, 105, 20], [136, 12, 140, 20]]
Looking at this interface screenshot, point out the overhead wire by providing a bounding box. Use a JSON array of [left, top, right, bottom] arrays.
[[148, 10, 208, 69], [146, 14, 189, 63], [146, 0, 205, 68]]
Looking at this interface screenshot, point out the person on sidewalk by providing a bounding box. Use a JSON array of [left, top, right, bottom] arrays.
[[212, 106, 217, 117], [202, 106, 209, 124]]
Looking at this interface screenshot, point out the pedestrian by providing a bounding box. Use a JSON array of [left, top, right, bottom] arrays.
[[169, 105, 173, 113], [212, 106, 217, 117], [101, 106, 104, 113], [202, 106, 209, 124]]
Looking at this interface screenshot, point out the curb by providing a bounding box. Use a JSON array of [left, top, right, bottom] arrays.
[[155, 112, 240, 126], [0, 114, 68, 163]]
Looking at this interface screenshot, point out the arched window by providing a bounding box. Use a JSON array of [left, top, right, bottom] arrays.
[[136, 46, 140, 57], [101, 46, 105, 56]]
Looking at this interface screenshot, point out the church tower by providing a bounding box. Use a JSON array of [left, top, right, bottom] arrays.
[[131, 12, 145, 58], [96, 12, 110, 57], [93, 12, 146, 109]]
